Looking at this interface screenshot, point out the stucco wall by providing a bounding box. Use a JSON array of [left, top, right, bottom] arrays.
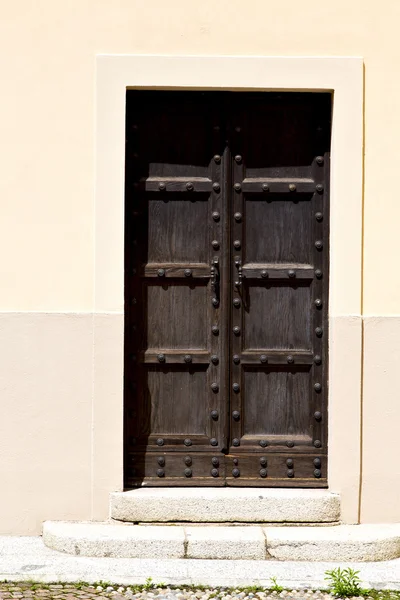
[[0, 0, 398, 533]]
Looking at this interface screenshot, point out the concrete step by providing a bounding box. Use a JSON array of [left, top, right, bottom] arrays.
[[110, 488, 341, 524], [42, 521, 400, 562]]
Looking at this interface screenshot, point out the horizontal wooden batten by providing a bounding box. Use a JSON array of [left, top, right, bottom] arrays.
[[240, 351, 314, 365], [232, 437, 314, 451], [241, 177, 316, 194], [226, 478, 327, 488], [140, 177, 213, 193], [143, 263, 211, 278], [126, 449, 227, 487], [125, 452, 327, 488], [132, 434, 213, 448], [141, 350, 211, 365], [242, 264, 314, 280], [225, 453, 327, 487], [126, 478, 226, 488]]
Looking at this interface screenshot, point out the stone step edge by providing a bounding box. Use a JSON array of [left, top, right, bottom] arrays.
[[110, 489, 340, 523], [42, 521, 400, 562], [110, 518, 342, 527]]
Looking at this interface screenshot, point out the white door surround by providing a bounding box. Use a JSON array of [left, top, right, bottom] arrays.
[[94, 55, 363, 524]]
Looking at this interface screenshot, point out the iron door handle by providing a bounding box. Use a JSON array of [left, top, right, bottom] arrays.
[[211, 257, 219, 290], [211, 257, 220, 304], [235, 265, 243, 288], [234, 259, 244, 289]]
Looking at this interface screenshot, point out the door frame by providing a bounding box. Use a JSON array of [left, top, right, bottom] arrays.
[[93, 55, 363, 522]]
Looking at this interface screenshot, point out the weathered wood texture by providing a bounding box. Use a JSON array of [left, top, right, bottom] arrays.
[[125, 91, 331, 487]]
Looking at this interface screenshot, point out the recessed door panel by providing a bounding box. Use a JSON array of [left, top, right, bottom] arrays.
[[148, 367, 210, 435], [243, 283, 312, 351], [242, 367, 312, 438], [244, 195, 313, 265], [147, 283, 208, 350], [148, 197, 210, 264], [242, 96, 326, 172]]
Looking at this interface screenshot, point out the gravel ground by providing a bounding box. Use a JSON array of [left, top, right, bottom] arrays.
[[0, 584, 386, 600]]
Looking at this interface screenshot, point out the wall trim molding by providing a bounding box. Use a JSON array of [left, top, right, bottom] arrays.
[[95, 55, 364, 522]]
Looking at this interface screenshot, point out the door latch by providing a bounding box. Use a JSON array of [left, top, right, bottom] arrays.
[[234, 258, 244, 289], [211, 257, 220, 294]]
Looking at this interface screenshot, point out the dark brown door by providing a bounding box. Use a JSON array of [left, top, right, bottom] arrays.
[[125, 91, 331, 488]]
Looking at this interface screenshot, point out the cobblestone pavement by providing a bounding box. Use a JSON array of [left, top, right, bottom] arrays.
[[0, 584, 382, 600]]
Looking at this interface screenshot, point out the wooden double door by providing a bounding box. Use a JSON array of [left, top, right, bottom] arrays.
[[124, 91, 331, 487]]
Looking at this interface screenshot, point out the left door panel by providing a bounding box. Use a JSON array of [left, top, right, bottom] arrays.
[[125, 91, 229, 486]]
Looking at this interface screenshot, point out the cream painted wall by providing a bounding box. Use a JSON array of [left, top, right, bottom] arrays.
[[361, 318, 400, 523], [0, 1, 400, 531], [0, 314, 93, 534], [0, 0, 399, 312]]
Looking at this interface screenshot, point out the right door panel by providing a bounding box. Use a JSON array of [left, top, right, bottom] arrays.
[[227, 93, 331, 487]]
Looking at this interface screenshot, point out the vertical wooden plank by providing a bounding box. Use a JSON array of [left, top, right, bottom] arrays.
[[229, 98, 245, 457]]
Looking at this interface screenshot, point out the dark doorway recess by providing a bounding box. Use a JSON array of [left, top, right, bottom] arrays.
[[124, 90, 331, 487]]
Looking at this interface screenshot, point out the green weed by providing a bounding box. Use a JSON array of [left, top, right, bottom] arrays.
[[325, 568, 369, 598], [269, 576, 284, 593]]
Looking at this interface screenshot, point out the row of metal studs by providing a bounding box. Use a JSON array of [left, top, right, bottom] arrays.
[[149, 457, 322, 478]]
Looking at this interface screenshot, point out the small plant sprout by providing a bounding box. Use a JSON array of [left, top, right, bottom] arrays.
[[143, 578, 154, 590], [325, 567, 369, 598], [269, 576, 284, 593]]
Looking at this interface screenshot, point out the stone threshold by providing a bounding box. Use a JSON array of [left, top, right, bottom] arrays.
[[110, 488, 340, 524], [42, 521, 400, 562]]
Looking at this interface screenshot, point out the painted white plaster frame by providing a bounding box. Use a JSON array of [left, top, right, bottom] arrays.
[[95, 56, 363, 523]]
